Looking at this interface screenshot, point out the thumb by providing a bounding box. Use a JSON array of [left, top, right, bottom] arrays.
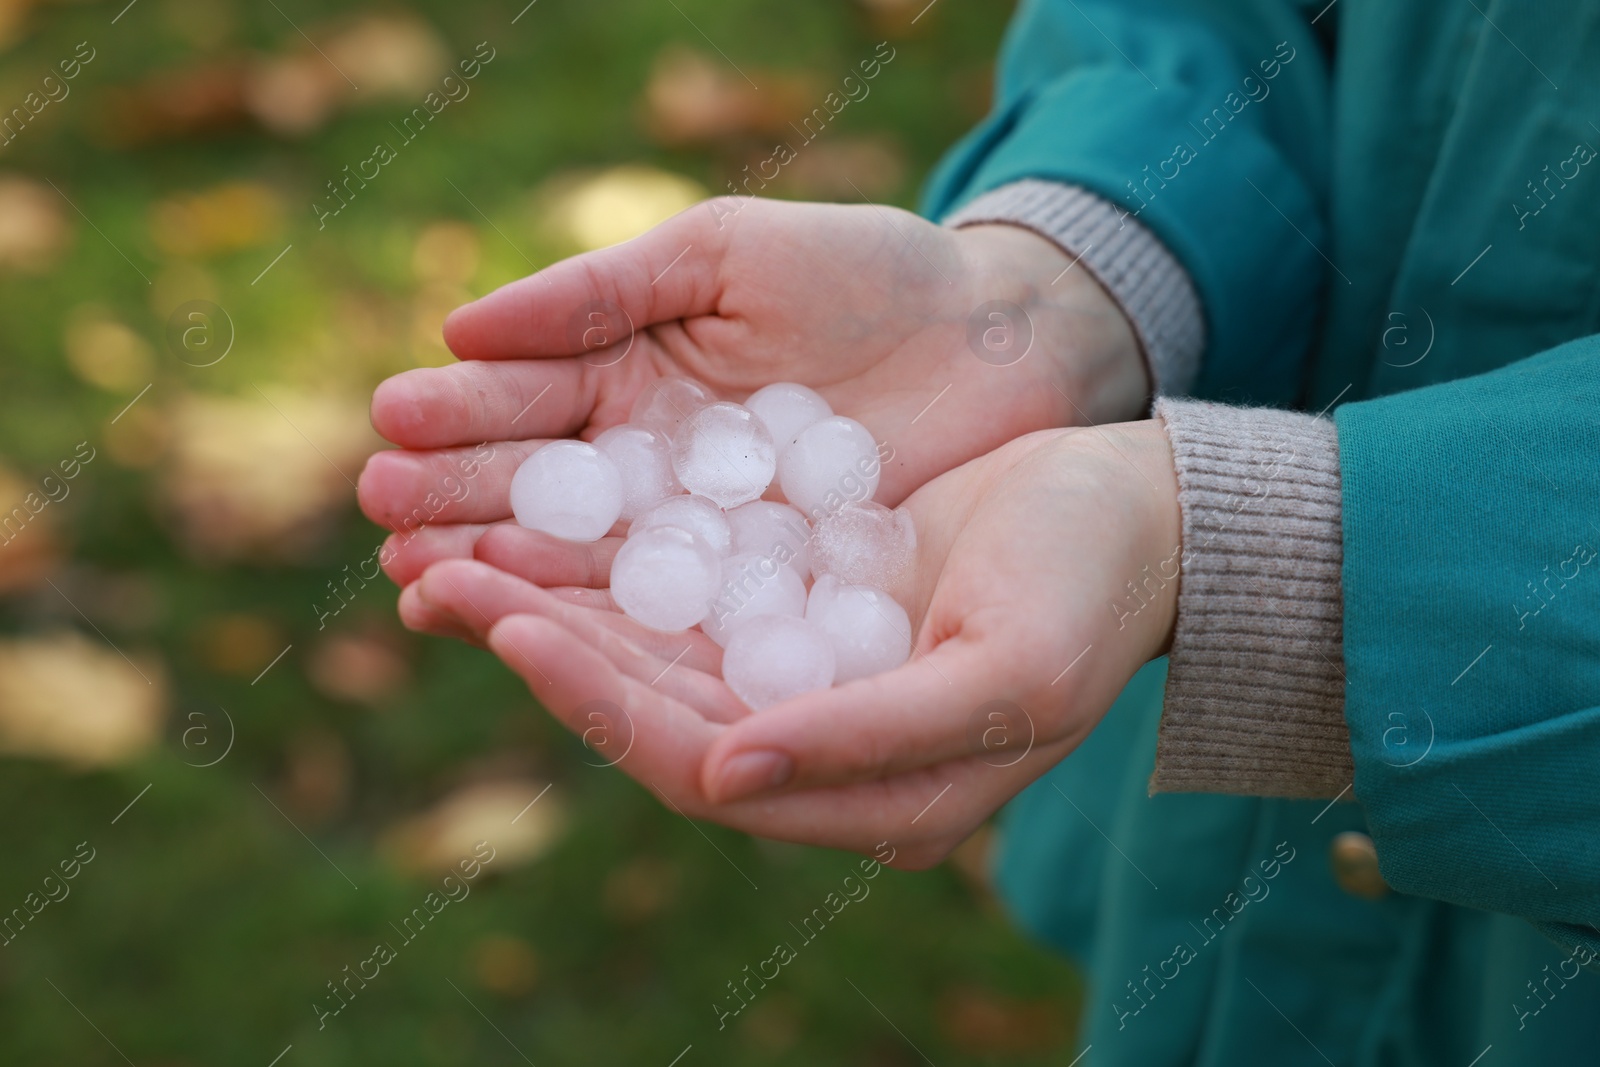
[[443, 197, 737, 360]]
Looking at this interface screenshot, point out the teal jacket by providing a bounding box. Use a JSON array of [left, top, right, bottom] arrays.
[[924, 0, 1600, 1061]]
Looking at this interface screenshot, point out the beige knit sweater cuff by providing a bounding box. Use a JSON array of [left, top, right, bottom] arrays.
[[942, 180, 1205, 397], [1150, 398, 1353, 799]]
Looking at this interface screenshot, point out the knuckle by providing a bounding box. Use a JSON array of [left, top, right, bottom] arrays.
[[580, 541, 605, 587], [850, 728, 899, 781]]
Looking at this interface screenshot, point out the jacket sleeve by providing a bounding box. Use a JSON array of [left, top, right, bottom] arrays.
[[1336, 333, 1600, 960], [1150, 335, 1600, 961], [920, 0, 1332, 404]]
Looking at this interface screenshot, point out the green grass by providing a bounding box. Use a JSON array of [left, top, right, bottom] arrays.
[[0, 0, 1082, 1061]]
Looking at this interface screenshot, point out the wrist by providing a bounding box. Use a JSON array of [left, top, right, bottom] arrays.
[[1107, 417, 1183, 661], [1034, 418, 1181, 666], [954, 223, 1150, 425]]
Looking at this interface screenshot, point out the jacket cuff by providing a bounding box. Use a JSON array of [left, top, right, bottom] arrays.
[[1149, 398, 1352, 798], [942, 179, 1205, 397]]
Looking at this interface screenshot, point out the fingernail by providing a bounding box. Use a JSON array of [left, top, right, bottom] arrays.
[[714, 750, 793, 803]]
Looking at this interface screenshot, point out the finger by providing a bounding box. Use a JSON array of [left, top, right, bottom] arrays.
[[701, 636, 1030, 802], [370, 360, 594, 449], [415, 558, 544, 639], [379, 524, 499, 587], [416, 558, 619, 647], [415, 559, 621, 645], [545, 586, 618, 612], [398, 581, 484, 645], [516, 579, 724, 678], [487, 614, 722, 794], [442, 201, 729, 361], [417, 559, 731, 706], [473, 524, 622, 588], [359, 441, 542, 529], [500, 588, 743, 724]]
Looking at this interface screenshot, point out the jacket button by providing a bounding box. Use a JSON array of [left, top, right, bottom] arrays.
[[1329, 831, 1390, 899]]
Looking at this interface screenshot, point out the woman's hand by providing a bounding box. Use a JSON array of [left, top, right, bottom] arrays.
[[404, 418, 1181, 867], [357, 197, 1147, 600]]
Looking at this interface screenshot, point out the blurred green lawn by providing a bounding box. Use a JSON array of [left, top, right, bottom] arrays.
[[0, 0, 1082, 1062]]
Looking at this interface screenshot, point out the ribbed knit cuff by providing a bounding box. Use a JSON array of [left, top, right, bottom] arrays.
[[942, 180, 1205, 397], [1149, 398, 1352, 798]]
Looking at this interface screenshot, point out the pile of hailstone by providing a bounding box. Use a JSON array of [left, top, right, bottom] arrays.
[[509, 379, 915, 711]]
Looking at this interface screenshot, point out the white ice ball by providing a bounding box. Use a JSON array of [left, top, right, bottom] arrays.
[[509, 440, 624, 542], [593, 425, 681, 520], [777, 415, 880, 519], [610, 525, 722, 631], [633, 494, 732, 556], [810, 500, 916, 588], [806, 572, 841, 618], [744, 382, 832, 452], [806, 580, 912, 683], [629, 377, 715, 437], [724, 500, 812, 582], [700, 552, 808, 648], [721, 614, 837, 712], [671, 401, 776, 509]]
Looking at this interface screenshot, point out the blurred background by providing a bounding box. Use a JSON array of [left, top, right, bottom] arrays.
[[0, 0, 1083, 1061]]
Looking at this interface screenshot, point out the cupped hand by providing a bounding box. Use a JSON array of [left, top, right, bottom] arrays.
[[357, 197, 1146, 596], [405, 418, 1180, 867]]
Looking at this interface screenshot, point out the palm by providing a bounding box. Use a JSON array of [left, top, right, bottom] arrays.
[[358, 198, 1141, 590]]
